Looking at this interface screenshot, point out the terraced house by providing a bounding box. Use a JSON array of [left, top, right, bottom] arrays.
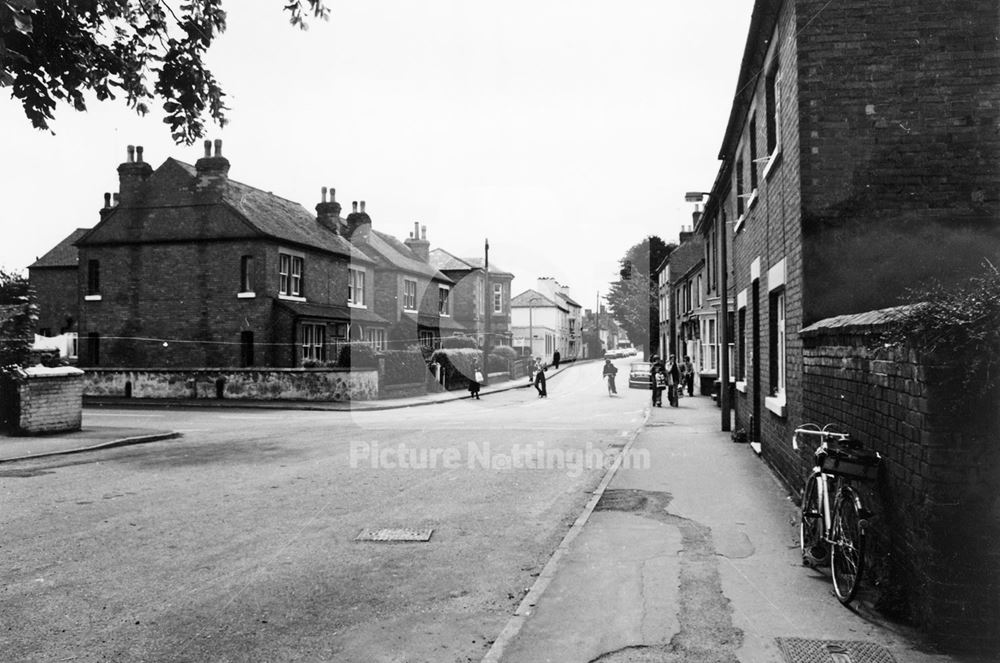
[[71, 141, 384, 368], [429, 248, 514, 348]]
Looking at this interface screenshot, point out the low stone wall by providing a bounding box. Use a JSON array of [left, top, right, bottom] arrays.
[[800, 313, 1000, 653], [84, 368, 379, 402], [17, 366, 85, 434]]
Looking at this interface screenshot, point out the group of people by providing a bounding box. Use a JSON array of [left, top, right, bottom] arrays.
[[472, 357, 548, 400], [603, 353, 695, 405]]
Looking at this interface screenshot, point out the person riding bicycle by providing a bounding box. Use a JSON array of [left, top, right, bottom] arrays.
[[602, 359, 618, 395]]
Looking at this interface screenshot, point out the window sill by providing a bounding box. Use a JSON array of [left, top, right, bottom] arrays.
[[403, 308, 418, 313], [735, 381, 747, 393], [762, 148, 782, 180], [764, 394, 787, 417], [348, 302, 367, 309], [236, 292, 256, 299], [278, 294, 306, 302], [746, 189, 758, 212], [84, 294, 102, 301], [734, 214, 746, 233]]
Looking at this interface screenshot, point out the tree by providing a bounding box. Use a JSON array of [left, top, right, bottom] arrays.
[[0, 0, 329, 144], [606, 236, 673, 355], [0, 268, 36, 368]]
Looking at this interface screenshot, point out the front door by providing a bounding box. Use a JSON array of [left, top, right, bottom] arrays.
[[751, 279, 761, 443]]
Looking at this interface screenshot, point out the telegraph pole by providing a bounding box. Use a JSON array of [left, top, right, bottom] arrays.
[[482, 238, 490, 386]]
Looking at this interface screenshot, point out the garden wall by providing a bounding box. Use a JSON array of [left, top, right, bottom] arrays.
[[15, 366, 85, 434], [800, 312, 1000, 653], [84, 368, 379, 402]]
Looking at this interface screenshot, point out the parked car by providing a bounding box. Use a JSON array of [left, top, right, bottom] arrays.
[[628, 361, 653, 389]]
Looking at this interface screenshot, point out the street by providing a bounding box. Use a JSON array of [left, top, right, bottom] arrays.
[[1, 360, 643, 663]]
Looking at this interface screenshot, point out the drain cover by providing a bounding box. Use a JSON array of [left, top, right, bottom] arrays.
[[355, 528, 433, 542], [776, 638, 897, 663]]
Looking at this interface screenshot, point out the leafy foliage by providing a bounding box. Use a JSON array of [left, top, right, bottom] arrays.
[[489, 345, 517, 361], [0, 268, 36, 368], [606, 236, 673, 354], [0, 1, 329, 144], [429, 348, 480, 390], [881, 261, 1000, 398], [336, 342, 376, 369], [440, 335, 478, 349], [381, 349, 428, 385]]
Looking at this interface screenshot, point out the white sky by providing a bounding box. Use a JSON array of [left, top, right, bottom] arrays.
[[0, 1, 754, 308]]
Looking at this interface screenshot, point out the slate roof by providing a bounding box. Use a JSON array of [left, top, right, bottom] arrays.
[[667, 235, 705, 286], [80, 158, 373, 263], [429, 248, 473, 272], [511, 289, 567, 311], [29, 228, 90, 268], [555, 291, 582, 308], [464, 257, 514, 278], [275, 299, 389, 325], [361, 230, 452, 283]]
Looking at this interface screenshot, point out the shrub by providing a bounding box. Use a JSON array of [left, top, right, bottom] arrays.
[[382, 349, 428, 385], [490, 345, 517, 361], [301, 359, 323, 368], [441, 336, 478, 349], [429, 348, 481, 389], [486, 352, 508, 373], [881, 260, 1000, 403], [337, 342, 377, 369]]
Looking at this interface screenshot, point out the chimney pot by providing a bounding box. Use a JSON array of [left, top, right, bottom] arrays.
[[330, 187, 336, 202], [360, 200, 366, 213], [126, 145, 135, 163], [136, 146, 144, 163], [103, 192, 111, 208], [421, 224, 427, 240], [213, 139, 222, 157], [413, 221, 420, 239], [203, 140, 212, 158], [352, 201, 358, 213], [113, 193, 120, 206], [321, 186, 328, 203]]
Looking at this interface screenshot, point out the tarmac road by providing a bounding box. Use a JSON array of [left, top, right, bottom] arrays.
[[0, 359, 644, 663]]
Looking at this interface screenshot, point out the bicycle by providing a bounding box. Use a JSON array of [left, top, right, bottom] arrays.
[[605, 374, 617, 396], [793, 424, 882, 605]]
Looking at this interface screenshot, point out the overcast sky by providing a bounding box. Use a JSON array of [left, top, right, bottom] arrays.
[[0, 1, 754, 308]]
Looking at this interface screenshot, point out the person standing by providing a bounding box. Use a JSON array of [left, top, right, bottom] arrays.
[[552, 350, 561, 369], [533, 358, 548, 398], [682, 355, 695, 396], [652, 365, 667, 406], [469, 362, 483, 400], [665, 355, 682, 407], [602, 358, 618, 395]]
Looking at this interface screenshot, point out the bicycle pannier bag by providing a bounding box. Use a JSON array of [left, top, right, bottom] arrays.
[[821, 447, 880, 481]]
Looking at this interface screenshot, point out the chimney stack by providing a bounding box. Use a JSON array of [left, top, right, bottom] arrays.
[[99, 192, 114, 219], [345, 199, 372, 240], [117, 144, 153, 206], [316, 185, 343, 234], [404, 221, 430, 262], [194, 138, 230, 199]]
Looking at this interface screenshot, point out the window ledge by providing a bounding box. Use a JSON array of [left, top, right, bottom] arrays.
[[746, 189, 758, 212], [734, 214, 746, 233], [236, 292, 256, 299], [763, 148, 782, 180], [348, 302, 367, 309], [764, 394, 787, 417], [84, 294, 102, 301], [403, 308, 418, 313], [278, 295, 306, 302], [735, 381, 747, 393]]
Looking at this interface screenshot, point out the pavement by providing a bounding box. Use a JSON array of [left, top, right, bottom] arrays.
[[0, 426, 180, 463], [484, 393, 982, 663]]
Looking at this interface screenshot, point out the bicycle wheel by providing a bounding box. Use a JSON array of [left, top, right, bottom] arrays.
[[831, 486, 866, 604], [799, 472, 827, 567]]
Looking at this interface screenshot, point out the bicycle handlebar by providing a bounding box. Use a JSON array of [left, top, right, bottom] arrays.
[[792, 425, 851, 451]]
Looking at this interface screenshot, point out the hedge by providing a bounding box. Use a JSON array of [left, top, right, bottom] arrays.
[[337, 342, 377, 369], [487, 353, 508, 373], [441, 336, 478, 349], [490, 345, 517, 361], [381, 349, 429, 385], [429, 348, 482, 389]]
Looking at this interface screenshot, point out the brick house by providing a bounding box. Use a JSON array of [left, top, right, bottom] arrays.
[[28, 227, 89, 339], [74, 141, 385, 368], [428, 249, 514, 347], [341, 217, 458, 350], [695, 0, 1000, 477], [664, 229, 714, 392]]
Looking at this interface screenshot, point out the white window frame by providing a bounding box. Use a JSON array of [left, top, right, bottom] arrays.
[[278, 251, 305, 300], [300, 323, 325, 363], [403, 278, 418, 312], [493, 283, 503, 314], [348, 267, 366, 307], [366, 327, 386, 351], [765, 258, 787, 416], [762, 58, 783, 181], [439, 285, 451, 316]]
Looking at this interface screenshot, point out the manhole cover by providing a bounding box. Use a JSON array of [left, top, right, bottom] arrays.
[[355, 528, 433, 542], [776, 638, 897, 663]]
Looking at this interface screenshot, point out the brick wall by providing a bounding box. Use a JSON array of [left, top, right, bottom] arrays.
[[796, 0, 1000, 322], [16, 369, 84, 434], [29, 266, 78, 335], [84, 367, 379, 402], [800, 317, 1000, 654]]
